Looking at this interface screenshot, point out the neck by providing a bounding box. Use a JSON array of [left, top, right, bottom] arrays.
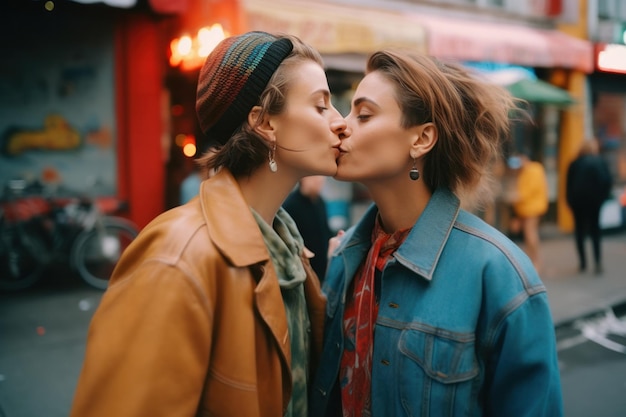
[[237, 167, 299, 225], [365, 179, 432, 234]]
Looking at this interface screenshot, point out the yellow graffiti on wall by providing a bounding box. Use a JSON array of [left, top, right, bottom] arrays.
[[4, 115, 80, 156]]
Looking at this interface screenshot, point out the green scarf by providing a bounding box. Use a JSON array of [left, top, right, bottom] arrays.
[[252, 207, 310, 417]]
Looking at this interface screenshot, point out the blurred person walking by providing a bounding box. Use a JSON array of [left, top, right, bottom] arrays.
[[510, 153, 549, 271], [311, 50, 562, 417], [179, 142, 218, 205], [70, 31, 348, 417], [566, 138, 613, 274], [283, 175, 333, 278], [179, 164, 202, 204]]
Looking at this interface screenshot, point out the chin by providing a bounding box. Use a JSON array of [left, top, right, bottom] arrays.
[[322, 167, 339, 177], [333, 170, 355, 182], [317, 161, 338, 176]]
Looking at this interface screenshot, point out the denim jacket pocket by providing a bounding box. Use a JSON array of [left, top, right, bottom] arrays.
[[397, 327, 479, 416], [400, 327, 479, 382]]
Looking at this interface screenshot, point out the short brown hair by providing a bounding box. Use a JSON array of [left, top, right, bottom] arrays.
[[366, 50, 517, 208]]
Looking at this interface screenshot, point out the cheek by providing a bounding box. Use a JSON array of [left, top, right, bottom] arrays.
[[283, 114, 328, 143], [351, 129, 387, 155], [347, 130, 407, 170]]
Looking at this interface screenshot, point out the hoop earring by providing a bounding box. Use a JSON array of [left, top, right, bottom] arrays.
[[409, 157, 420, 181], [268, 141, 277, 173]]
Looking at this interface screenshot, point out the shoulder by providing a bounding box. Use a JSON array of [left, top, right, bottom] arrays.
[[112, 201, 219, 280], [452, 211, 544, 289], [141, 202, 207, 249], [449, 213, 549, 333]]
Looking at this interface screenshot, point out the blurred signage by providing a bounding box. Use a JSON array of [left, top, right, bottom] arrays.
[[67, 0, 188, 13], [403, 0, 562, 18], [539, 0, 563, 17], [596, 43, 626, 74], [168, 0, 243, 70], [68, 0, 136, 7], [242, 0, 426, 54], [169, 24, 228, 70], [149, 0, 188, 14], [511, 0, 563, 17]]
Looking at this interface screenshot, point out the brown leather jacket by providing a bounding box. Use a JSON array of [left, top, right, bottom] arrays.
[[70, 169, 326, 417]]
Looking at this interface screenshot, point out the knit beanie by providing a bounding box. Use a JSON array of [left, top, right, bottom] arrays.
[[196, 31, 294, 145]]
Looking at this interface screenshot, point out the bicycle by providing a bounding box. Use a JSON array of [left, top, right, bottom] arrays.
[[0, 180, 51, 291], [66, 195, 139, 290], [0, 180, 140, 291]]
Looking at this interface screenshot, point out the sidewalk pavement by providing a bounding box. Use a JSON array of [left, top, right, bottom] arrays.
[[536, 226, 626, 327]]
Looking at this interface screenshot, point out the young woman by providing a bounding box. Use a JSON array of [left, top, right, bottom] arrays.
[[70, 31, 348, 417], [311, 50, 563, 417]]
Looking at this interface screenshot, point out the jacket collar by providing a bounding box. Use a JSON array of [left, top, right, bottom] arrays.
[[341, 187, 460, 282], [198, 169, 270, 267], [394, 188, 459, 281], [200, 170, 294, 379]]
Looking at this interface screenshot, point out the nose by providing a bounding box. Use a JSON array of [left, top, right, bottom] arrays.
[[330, 110, 350, 139]]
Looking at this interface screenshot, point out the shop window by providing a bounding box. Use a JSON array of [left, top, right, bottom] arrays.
[[593, 92, 626, 184]]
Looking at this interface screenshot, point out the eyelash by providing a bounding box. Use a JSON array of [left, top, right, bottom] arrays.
[[317, 106, 328, 113], [356, 114, 371, 121]]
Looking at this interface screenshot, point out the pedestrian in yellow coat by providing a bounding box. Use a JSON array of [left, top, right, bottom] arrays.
[[511, 153, 549, 272]]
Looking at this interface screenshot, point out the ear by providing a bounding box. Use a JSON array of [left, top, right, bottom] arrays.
[[410, 122, 438, 158], [248, 105, 276, 141]]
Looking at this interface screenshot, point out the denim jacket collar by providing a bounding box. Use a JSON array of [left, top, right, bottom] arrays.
[[394, 188, 460, 281], [336, 187, 460, 283]]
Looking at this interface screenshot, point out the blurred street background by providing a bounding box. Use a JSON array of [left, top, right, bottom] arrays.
[[2, 0, 626, 416]]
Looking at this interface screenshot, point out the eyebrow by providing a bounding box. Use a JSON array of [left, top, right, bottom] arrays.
[[311, 89, 331, 99], [353, 97, 380, 108]]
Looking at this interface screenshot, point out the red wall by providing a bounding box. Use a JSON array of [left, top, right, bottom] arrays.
[[115, 13, 166, 229]]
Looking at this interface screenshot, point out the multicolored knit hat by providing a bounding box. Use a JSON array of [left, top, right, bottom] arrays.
[[196, 31, 294, 145]]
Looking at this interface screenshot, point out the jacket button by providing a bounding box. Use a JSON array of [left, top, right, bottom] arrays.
[[388, 302, 399, 308], [381, 359, 390, 366], [335, 342, 340, 349]]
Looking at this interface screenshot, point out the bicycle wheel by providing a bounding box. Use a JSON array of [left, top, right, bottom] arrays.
[[71, 217, 138, 290], [0, 223, 49, 291]]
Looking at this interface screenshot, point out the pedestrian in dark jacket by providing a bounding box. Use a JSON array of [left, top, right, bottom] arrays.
[[283, 175, 333, 278], [566, 138, 613, 274]]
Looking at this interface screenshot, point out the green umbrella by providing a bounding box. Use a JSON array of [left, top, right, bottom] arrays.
[[506, 78, 575, 106]]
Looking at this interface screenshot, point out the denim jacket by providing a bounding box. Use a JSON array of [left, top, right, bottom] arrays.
[[310, 188, 563, 417]]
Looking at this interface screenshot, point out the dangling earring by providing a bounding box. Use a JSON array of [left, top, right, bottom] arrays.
[[268, 141, 277, 173], [409, 157, 420, 181]]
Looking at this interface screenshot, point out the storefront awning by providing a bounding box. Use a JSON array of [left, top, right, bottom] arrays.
[[507, 79, 575, 106], [411, 14, 593, 73], [242, 1, 591, 73], [466, 63, 576, 106], [242, 0, 427, 57]]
